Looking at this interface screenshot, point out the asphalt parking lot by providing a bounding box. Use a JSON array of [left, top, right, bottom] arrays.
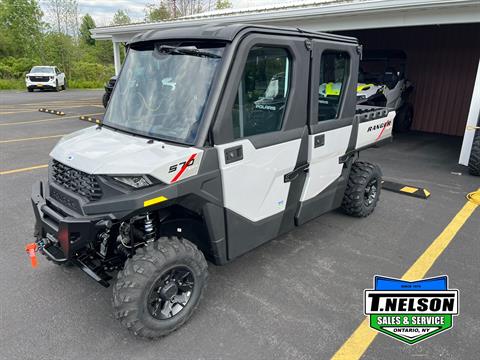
[[0, 89, 478, 360]]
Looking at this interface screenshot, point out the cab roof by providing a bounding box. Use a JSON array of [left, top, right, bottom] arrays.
[[128, 23, 358, 46]]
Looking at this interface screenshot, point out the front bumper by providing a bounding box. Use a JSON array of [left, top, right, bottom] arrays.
[[26, 80, 56, 89], [32, 180, 103, 261]]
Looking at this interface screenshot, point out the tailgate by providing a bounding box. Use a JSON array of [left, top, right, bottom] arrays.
[[355, 106, 395, 150]]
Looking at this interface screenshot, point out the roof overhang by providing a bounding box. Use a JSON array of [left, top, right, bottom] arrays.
[[91, 0, 480, 42]]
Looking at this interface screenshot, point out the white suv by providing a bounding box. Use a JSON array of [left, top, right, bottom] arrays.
[[26, 66, 66, 92]]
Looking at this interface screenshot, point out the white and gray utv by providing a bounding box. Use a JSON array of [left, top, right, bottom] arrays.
[[29, 24, 395, 338]]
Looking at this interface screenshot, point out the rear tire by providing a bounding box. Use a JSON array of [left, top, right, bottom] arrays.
[[61, 80, 66, 90], [113, 236, 208, 339], [342, 161, 382, 217], [393, 104, 413, 133], [468, 131, 480, 176]]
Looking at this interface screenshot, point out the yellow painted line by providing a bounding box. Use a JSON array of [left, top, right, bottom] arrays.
[[144, 196, 168, 207], [0, 112, 103, 126], [0, 134, 65, 144], [424, 189, 431, 198], [0, 98, 100, 107], [0, 102, 102, 109], [400, 186, 418, 194], [331, 189, 479, 360], [0, 164, 48, 175], [0, 109, 45, 115], [0, 104, 103, 115]]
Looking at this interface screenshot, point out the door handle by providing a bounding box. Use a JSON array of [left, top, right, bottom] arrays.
[[284, 163, 309, 183], [314, 134, 325, 148], [224, 145, 243, 164]]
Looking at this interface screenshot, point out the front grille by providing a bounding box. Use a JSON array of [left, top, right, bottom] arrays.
[[30, 76, 50, 82], [51, 160, 102, 201]]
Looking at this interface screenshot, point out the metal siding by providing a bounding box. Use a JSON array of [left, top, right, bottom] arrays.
[[341, 24, 480, 136]]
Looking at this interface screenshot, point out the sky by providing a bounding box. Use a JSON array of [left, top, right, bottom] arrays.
[[39, 0, 294, 27]]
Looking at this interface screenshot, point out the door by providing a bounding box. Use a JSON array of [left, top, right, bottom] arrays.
[[296, 42, 360, 225], [213, 35, 310, 259], [55, 67, 65, 86]]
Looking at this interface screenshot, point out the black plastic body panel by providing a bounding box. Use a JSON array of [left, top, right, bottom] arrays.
[[295, 161, 352, 226], [225, 209, 284, 260], [32, 180, 100, 259]]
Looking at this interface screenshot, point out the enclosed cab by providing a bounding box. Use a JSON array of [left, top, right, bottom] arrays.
[[29, 24, 394, 338]]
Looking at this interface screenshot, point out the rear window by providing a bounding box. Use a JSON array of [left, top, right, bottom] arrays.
[[31, 67, 54, 74]]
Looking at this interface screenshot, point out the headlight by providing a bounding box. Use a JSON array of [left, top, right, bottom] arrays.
[[112, 175, 153, 188]]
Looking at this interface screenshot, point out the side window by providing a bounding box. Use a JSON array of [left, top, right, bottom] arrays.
[[318, 51, 349, 122], [232, 46, 291, 139]]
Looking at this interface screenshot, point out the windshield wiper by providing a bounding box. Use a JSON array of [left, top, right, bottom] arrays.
[[157, 45, 221, 59]]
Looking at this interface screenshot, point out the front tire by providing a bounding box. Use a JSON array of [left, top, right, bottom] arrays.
[[55, 80, 60, 92], [342, 161, 382, 217], [102, 92, 110, 108], [468, 131, 480, 176], [113, 237, 208, 339], [27, 87, 33, 92]]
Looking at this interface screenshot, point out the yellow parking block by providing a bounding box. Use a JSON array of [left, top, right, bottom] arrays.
[[382, 180, 431, 199], [400, 186, 419, 194], [467, 190, 480, 205]]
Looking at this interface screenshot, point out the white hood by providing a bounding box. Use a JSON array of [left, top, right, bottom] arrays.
[[50, 126, 203, 184], [28, 73, 54, 77]]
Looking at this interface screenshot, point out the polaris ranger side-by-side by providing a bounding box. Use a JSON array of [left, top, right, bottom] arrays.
[[29, 25, 395, 338]]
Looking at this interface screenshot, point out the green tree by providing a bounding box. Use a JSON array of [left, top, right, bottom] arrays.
[[111, 9, 131, 25], [79, 13, 96, 45], [145, 2, 171, 22], [44, 0, 79, 36], [39, 31, 77, 78], [0, 0, 44, 58], [215, 0, 231, 10]]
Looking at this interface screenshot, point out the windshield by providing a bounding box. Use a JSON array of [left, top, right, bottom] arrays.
[[103, 41, 225, 144], [31, 66, 54, 74]]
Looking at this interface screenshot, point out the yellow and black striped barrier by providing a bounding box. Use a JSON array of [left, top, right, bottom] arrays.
[[79, 115, 102, 124], [382, 180, 431, 199], [38, 108, 65, 116]]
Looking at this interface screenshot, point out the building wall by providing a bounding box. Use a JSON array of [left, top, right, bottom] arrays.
[[340, 24, 480, 136]]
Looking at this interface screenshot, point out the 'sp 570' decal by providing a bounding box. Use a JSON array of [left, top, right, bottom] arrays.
[[169, 153, 197, 183]]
